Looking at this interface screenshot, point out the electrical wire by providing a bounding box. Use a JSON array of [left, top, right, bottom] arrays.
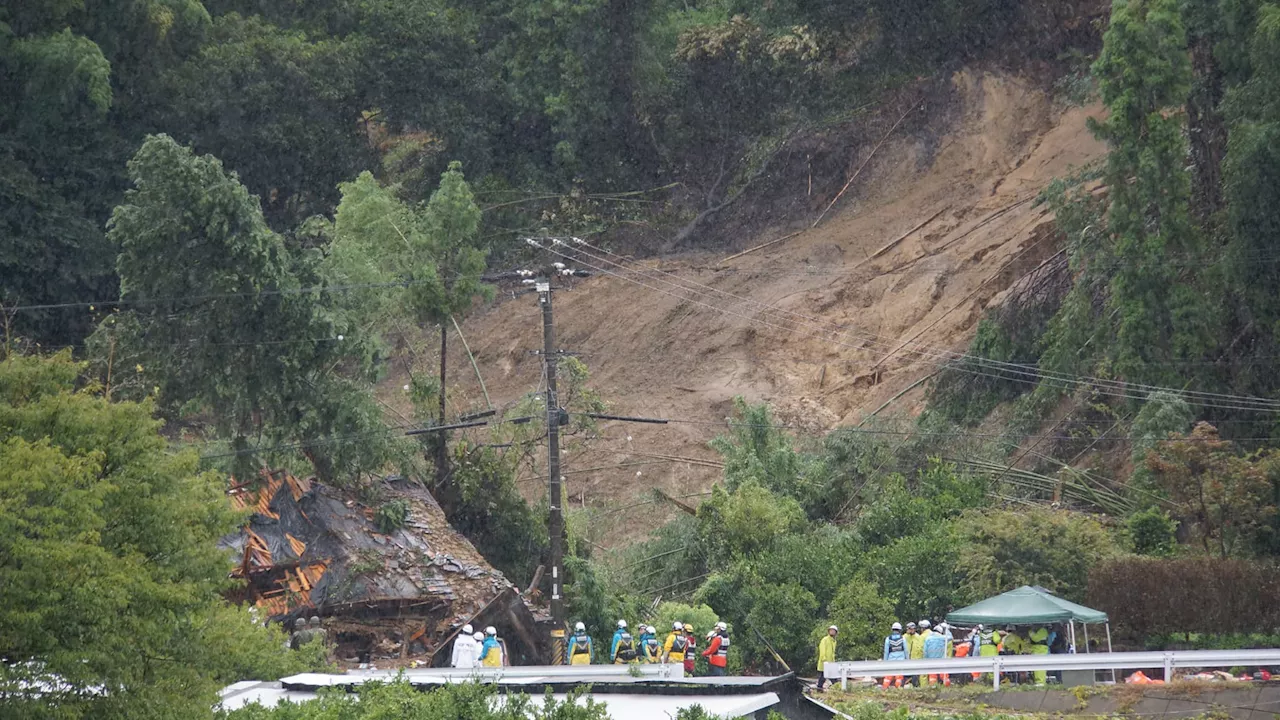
[[565, 237, 1280, 411], [539, 239, 1280, 413]]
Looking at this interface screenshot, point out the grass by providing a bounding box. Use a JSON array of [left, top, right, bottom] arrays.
[[822, 679, 1255, 720]]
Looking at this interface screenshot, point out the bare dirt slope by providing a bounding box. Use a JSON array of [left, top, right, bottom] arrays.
[[384, 71, 1107, 549]]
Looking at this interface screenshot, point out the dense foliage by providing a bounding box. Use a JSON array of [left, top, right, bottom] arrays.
[[1089, 557, 1280, 638], [224, 681, 609, 720], [0, 353, 315, 719]]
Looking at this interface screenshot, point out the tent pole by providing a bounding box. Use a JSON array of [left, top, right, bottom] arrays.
[[1106, 623, 1115, 683], [1068, 621, 1076, 653], [1083, 623, 1090, 653]]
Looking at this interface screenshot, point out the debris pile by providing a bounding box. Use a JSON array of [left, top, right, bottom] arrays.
[[221, 469, 547, 665]]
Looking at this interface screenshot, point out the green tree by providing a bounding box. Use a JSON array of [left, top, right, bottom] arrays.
[[1126, 507, 1179, 556], [160, 12, 372, 228], [696, 483, 805, 562], [107, 134, 389, 483], [855, 459, 986, 548], [323, 163, 490, 483], [864, 523, 966, 622], [0, 0, 210, 346], [819, 577, 897, 661], [709, 397, 826, 513], [1145, 422, 1278, 557], [953, 507, 1119, 602], [1046, 0, 1215, 387], [0, 352, 310, 720]]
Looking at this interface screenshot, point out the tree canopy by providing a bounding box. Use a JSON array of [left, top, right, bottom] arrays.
[[0, 352, 312, 719]]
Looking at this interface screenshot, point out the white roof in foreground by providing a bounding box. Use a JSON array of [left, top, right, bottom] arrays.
[[218, 681, 780, 719]]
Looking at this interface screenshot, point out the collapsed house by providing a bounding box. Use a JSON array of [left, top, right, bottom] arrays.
[[220, 469, 549, 665]]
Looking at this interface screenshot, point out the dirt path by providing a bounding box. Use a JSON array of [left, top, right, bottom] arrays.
[[379, 71, 1108, 549]]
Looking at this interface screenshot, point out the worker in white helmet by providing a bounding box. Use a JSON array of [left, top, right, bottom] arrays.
[[451, 623, 478, 668], [882, 622, 906, 688], [817, 625, 838, 691], [663, 621, 690, 665], [568, 621, 593, 665], [480, 626, 503, 667], [610, 620, 628, 662]]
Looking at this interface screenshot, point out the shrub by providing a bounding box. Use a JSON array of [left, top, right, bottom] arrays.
[[819, 577, 897, 661], [1089, 557, 1280, 637], [954, 507, 1118, 603]]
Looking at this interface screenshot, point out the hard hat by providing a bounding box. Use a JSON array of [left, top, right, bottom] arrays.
[[977, 624, 984, 631], [920, 619, 931, 629], [647, 626, 656, 634], [716, 621, 727, 631], [485, 626, 497, 636], [473, 631, 484, 641], [463, 624, 474, 635], [294, 618, 306, 629], [618, 619, 627, 629], [673, 622, 683, 630], [683, 623, 694, 632], [906, 622, 917, 629], [706, 630, 716, 639], [829, 625, 839, 632], [891, 622, 903, 631], [575, 621, 586, 632]]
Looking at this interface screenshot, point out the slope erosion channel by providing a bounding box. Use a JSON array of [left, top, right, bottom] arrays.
[[382, 71, 1108, 548]]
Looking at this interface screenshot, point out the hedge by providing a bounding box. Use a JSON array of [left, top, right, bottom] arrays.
[[1088, 557, 1280, 637]]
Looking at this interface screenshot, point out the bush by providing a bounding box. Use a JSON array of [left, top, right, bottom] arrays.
[[1088, 557, 1280, 637], [954, 507, 1118, 603], [374, 499, 409, 533], [818, 577, 897, 661], [746, 582, 819, 672], [1125, 508, 1178, 556], [696, 483, 805, 562], [864, 523, 966, 622], [226, 679, 609, 719]]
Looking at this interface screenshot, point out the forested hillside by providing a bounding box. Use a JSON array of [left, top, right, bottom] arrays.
[[7, 0, 1280, 716]]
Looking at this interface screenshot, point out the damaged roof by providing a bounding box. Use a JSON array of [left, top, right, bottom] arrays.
[[221, 470, 516, 622]]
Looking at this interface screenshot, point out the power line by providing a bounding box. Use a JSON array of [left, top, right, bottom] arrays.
[[566, 237, 1280, 410], [541, 239, 1280, 413]]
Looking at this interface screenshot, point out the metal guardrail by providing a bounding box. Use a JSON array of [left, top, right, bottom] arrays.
[[281, 663, 686, 688], [823, 649, 1280, 690]]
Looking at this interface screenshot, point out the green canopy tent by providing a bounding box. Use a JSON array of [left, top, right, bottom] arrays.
[[947, 585, 1111, 656]]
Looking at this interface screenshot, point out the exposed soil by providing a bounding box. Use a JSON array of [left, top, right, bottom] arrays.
[[378, 70, 1109, 549]]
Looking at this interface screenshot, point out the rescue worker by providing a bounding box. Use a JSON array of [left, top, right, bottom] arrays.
[[923, 620, 950, 686], [309, 617, 327, 647], [816, 625, 838, 691], [682, 623, 697, 676], [1000, 625, 1025, 684], [480, 626, 504, 667], [904, 622, 921, 661], [954, 626, 974, 685], [936, 622, 954, 656], [614, 627, 638, 664], [641, 625, 662, 663], [1028, 625, 1050, 684], [882, 622, 907, 688], [702, 623, 729, 677], [976, 623, 1001, 682], [663, 621, 689, 665], [910, 620, 931, 686], [568, 621, 594, 665], [451, 624, 477, 668], [610, 620, 628, 661], [289, 617, 309, 650]]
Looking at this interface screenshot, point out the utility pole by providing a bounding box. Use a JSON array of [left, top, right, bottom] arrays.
[[539, 278, 566, 628]]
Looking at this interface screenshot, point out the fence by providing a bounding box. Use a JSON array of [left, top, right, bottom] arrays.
[[822, 649, 1280, 690], [278, 663, 686, 689]]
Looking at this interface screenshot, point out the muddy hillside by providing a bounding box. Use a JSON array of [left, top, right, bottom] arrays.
[[381, 71, 1108, 548]]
